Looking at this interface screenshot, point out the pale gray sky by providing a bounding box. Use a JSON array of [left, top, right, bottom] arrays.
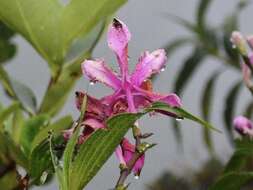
[[1, 0, 253, 189]]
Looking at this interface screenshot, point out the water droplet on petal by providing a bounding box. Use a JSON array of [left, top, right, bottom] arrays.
[[89, 81, 95, 86], [161, 68, 165, 72], [134, 175, 140, 180]]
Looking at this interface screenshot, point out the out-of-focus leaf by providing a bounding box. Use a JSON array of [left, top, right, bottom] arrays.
[[222, 14, 240, 68], [31, 115, 72, 152], [39, 15, 109, 117], [174, 47, 207, 95], [29, 140, 52, 185], [201, 71, 220, 153], [0, 102, 19, 127], [164, 37, 193, 55], [197, 0, 212, 29], [0, 66, 37, 114], [65, 20, 107, 63], [0, 132, 28, 168], [244, 102, 253, 119], [171, 119, 183, 146], [0, 0, 126, 75], [9, 78, 37, 114], [0, 21, 16, 64], [224, 138, 253, 173], [223, 81, 242, 142], [0, 66, 15, 97], [0, 169, 18, 190], [164, 14, 197, 32], [20, 115, 50, 155], [11, 108, 24, 144], [209, 172, 253, 190], [199, 28, 219, 53]]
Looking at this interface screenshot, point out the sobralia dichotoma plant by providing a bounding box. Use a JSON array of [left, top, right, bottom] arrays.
[[0, 1, 218, 190], [49, 18, 219, 190], [163, 0, 252, 153]]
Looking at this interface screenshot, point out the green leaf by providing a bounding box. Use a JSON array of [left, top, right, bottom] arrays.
[[0, 102, 20, 127], [0, 169, 18, 190], [68, 113, 142, 190], [9, 78, 37, 115], [223, 81, 242, 142], [0, 21, 17, 64], [209, 172, 253, 190], [0, 66, 37, 114], [201, 71, 220, 153], [149, 102, 220, 132], [0, 66, 15, 97], [64, 18, 107, 63], [20, 115, 50, 155], [29, 140, 53, 184], [0, 0, 127, 75], [174, 47, 207, 95], [31, 115, 73, 152], [164, 14, 196, 32], [224, 138, 253, 173], [0, 132, 28, 168], [197, 0, 212, 29]]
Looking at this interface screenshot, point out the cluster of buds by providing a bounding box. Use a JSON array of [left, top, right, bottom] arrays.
[[233, 116, 253, 138], [231, 31, 253, 94], [64, 18, 182, 188]]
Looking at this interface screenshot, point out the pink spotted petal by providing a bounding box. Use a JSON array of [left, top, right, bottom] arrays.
[[82, 59, 121, 90], [131, 49, 167, 86], [107, 19, 131, 80], [233, 116, 253, 136]]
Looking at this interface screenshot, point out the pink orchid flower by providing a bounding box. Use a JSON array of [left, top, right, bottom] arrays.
[[115, 138, 145, 177], [65, 19, 182, 176], [233, 116, 253, 137], [82, 18, 182, 115]]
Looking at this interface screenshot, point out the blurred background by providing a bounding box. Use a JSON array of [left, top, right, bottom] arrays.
[[1, 0, 253, 189]]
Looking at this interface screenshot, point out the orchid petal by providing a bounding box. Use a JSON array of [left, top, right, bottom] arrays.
[[135, 86, 182, 107], [131, 49, 167, 86], [82, 59, 121, 90], [107, 18, 131, 80], [121, 138, 145, 176]]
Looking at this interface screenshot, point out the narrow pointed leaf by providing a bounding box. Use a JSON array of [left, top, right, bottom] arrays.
[[174, 48, 206, 95], [201, 71, 220, 153], [197, 0, 212, 29], [223, 81, 242, 142]]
